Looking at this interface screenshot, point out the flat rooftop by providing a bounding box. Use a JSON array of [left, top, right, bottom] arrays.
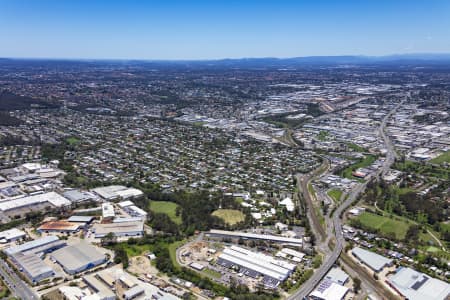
[[51, 242, 105, 273], [0, 192, 71, 211], [388, 267, 450, 300], [208, 229, 303, 245], [5, 235, 60, 256], [92, 220, 144, 236], [352, 247, 392, 272], [38, 221, 81, 231]]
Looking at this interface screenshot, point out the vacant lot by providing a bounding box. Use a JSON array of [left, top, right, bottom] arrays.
[[212, 209, 245, 225], [327, 188, 343, 202], [66, 136, 80, 145], [431, 151, 450, 164], [356, 212, 409, 240], [149, 201, 182, 225]]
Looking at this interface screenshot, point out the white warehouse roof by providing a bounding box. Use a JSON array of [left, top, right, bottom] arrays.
[[0, 228, 26, 241], [0, 191, 71, 211], [388, 267, 450, 300], [310, 279, 349, 300], [208, 229, 303, 245], [5, 236, 60, 256], [219, 246, 294, 281], [352, 247, 392, 272]]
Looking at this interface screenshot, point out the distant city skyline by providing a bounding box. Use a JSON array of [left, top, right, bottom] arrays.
[[1, 0, 449, 60]]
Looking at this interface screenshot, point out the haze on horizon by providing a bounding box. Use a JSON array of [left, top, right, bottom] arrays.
[[1, 0, 449, 60]]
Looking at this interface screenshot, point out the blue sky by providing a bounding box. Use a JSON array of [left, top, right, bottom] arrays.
[[0, 0, 449, 59]]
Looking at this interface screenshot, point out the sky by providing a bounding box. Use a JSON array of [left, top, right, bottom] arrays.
[[0, 0, 449, 60]]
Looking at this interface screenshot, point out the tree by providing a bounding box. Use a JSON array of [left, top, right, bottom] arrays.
[[405, 224, 420, 242], [101, 232, 117, 246]]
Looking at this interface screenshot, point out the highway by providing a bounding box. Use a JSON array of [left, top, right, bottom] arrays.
[[0, 259, 39, 300], [288, 98, 405, 300]]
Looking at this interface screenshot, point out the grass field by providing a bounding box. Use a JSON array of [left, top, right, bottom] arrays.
[[121, 244, 154, 257], [356, 212, 410, 240], [212, 209, 245, 225], [120, 239, 185, 268], [65, 136, 80, 145], [168, 240, 185, 269], [149, 201, 182, 225], [346, 142, 366, 153], [202, 268, 222, 279], [339, 155, 376, 180], [327, 189, 343, 202], [426, 246, 440, 253], [431, 151, 450, 164]]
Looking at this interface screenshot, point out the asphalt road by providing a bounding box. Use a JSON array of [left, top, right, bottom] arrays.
[[0, 259, 39, 300], [288, 99, 405, 300]]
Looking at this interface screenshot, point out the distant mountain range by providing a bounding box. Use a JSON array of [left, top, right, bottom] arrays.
[[1, 53, 450, 67], [200, 53, 450, 67]]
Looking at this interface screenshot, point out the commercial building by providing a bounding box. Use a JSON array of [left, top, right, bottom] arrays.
[[83, 274, 116, 300], [118, 200, 134, 208], [217, 246, 295, 287], [118, 200, 147, 219], [67, 215, 95, 224], [102, 202, 115, 220], [276, 248, 305, 263], [5, 235, 65, 256], [309, 279, 349, 300], [10, 252, 54, 283], [387, 267, 450, 300], [37, 220, 82, 233], [207, 229, 303, 246], [91, 185, 143, 200], [51, 242, 106, 274], [324, 267, 349, 286], [0, 228, 26, 243], [0, 191, 71, 216], [125, 205, 148, 219], [190, 262, 205, 271], [92, 220, 144, 238], [63, 189, 95, 203], [123, 285, 145, 300], [351, 247, 393, 273]]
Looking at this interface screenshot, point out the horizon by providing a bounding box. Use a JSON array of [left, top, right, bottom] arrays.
[[1, 0, 450, 60], [2, 52, 450, 62]]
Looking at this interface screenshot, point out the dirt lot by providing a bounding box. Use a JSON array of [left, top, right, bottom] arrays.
[[127, 255, 159, 276]]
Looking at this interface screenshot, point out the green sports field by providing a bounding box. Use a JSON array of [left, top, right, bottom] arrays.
[[149, 201, 182, 225], [356, 212, 409, 240], [212, 209, 245, 225]]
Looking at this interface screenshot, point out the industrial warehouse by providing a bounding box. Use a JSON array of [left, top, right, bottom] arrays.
[[351, 247, 393, 273], [51, 242, 107, 274], [91, 185, 143, 200], [387, 267, 450, 300], [0, 228, 26, 243], [92, 220, 144, 238], [37, 220, 83, 234], [217, 246, 296, 287], [206, 229, 304, 246], [5, 236, 66, 283], [0, 191, 71, 217]]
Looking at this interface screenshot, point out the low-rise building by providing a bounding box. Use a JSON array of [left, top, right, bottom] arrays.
[[11, 252, 55, 283], [351, 247, 393, 273], [51, 242, 107, 274], [310, 279, 349, 300], [0, 228, 26, 243], [92, 220, 144, 238], [387, 267, 450, 300], [37, 221, 82, 233]]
